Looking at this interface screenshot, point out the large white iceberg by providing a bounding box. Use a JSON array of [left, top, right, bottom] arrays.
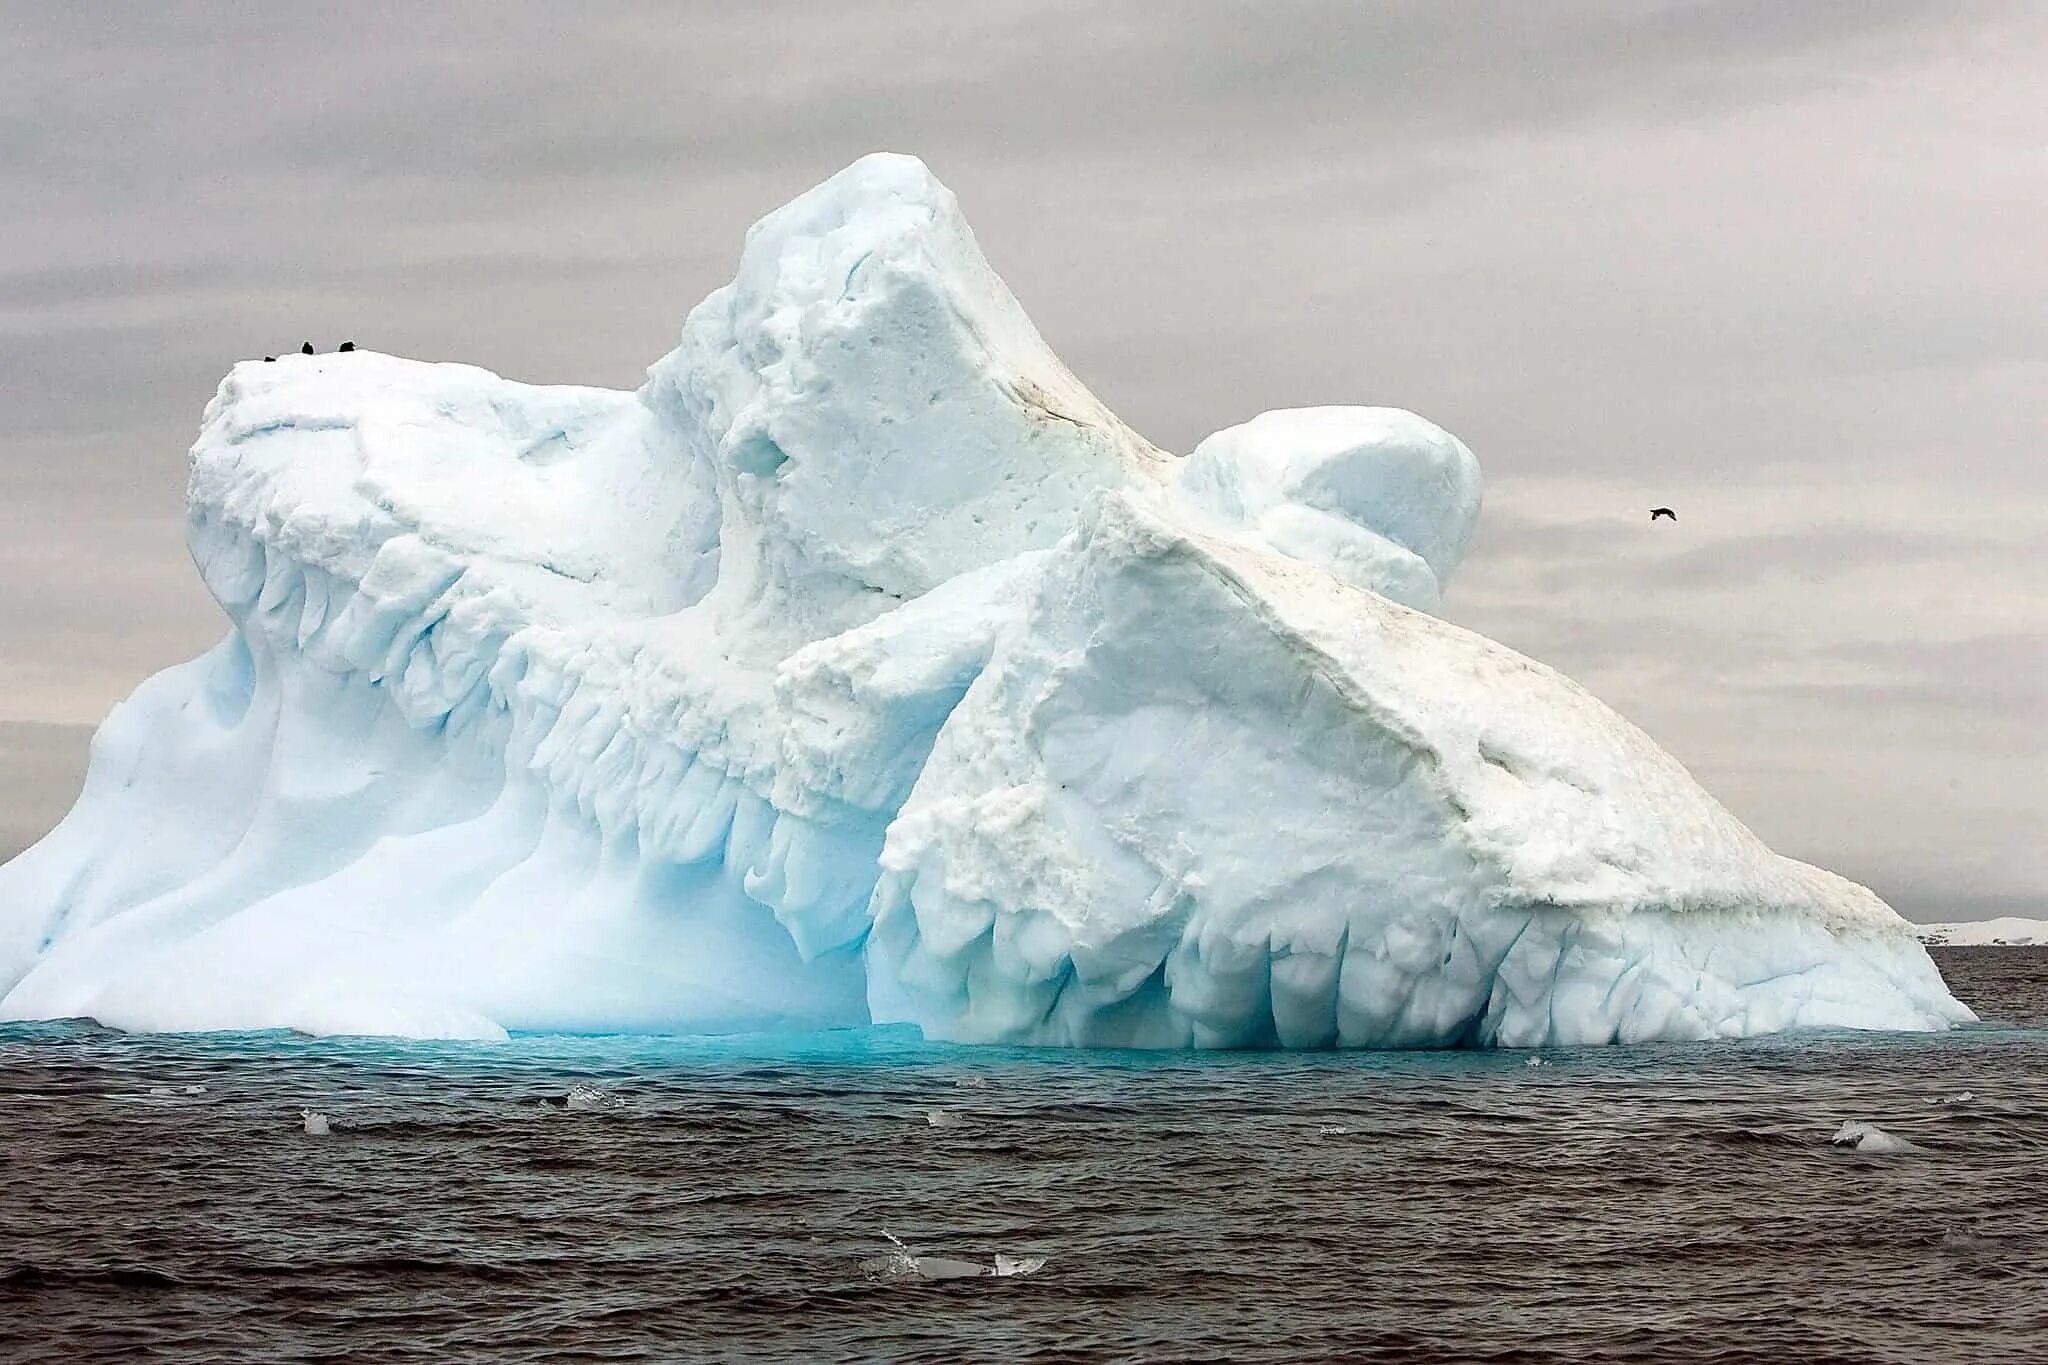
[[0, 154, 1969, 1046]]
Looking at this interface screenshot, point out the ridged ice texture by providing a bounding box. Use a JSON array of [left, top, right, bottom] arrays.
[[866, 492, 1969, 1047], [0, 153, 1970, 1045]]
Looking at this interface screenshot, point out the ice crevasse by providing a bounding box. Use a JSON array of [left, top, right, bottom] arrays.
[[0, 154, 1970, 1047]]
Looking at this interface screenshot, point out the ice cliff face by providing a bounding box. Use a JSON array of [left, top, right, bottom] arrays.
[[0, 154, 1969, 1045]]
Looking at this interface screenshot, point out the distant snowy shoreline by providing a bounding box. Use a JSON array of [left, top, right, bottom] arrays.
[[1917, 917, 2048, 947]]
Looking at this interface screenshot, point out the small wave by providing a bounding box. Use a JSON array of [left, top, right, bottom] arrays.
[[1711, 1128, 1804, 1148], [1, 1264, 181, 1290]]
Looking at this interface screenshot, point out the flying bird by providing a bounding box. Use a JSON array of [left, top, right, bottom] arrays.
[[1649, 507, 1676, 522]]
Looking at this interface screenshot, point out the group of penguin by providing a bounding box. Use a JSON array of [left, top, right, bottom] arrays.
[[262, 341, 356, 362]]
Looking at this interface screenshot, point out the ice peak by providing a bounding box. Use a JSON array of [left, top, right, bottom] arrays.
[[649, 153, 1166, 628]]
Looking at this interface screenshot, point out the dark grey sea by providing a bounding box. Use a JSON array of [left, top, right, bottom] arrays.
[[4, 947, 2044, 1364]]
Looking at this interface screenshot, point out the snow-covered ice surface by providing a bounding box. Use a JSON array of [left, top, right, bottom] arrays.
[[1916, 918, 2048, 947], [0, 153, 1969, 1047]]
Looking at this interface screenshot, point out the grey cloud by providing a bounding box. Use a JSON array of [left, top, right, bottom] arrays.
[[1457, 513, 1986, 605], [1572, 527, 1966, 592], [1721, 678, 2035, 731], [264, 2, 1981, 179], [1771, 633, 2048, 728], [5, 3, 1982, 209], [0, 723, 94, 862]]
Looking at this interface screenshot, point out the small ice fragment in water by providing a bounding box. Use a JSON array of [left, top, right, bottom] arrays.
[[1830, 1121, 1919, 1153], [150, 1086, 174, 1096], [871, 1232, 1044, 1282], [564, 1083, 615, 1111], [302, 1109, 332, 1136], [909, 1255, 990, 1280], [1932, 1091, 1975, 1106], [1941, 1223, 1996, 1252], [926, 1109, 966, 1128], [954, 1076, 991, 1089], [1527, 1057, 1543, 1067], [1317, 1125, 1347, 1136], [183, 1085, 205, 1095]]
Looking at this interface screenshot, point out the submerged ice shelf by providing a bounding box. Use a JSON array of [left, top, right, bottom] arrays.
[[0, 154, 1969, 1047]]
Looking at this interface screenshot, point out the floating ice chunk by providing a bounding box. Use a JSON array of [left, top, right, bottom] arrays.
[[925, 1109, 967, 1128], [150, 1086, 174, 1096], [1830, 1121, 1919, 1153], [906, 1255, 988, 1280], [1932, 1091, 1975, 1106], [302, 1109, 332, 1136], [1527, 1057, 1544, 1067], [870, 1233, 1045, 1281], [564, 1083, 616, 1111]]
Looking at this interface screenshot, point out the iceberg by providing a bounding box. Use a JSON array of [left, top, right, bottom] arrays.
[[0, 153, 1969, 1047], [1914, 917, 2048, 947]]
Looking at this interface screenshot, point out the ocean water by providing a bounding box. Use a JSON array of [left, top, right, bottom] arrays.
[[4, 947, 2044, 1364]]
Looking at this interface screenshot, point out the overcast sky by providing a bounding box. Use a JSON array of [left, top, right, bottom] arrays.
[[2, 2, 2042, 920]]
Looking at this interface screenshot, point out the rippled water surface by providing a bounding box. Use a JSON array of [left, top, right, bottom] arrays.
[[5, 948, 2045, 1363]]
